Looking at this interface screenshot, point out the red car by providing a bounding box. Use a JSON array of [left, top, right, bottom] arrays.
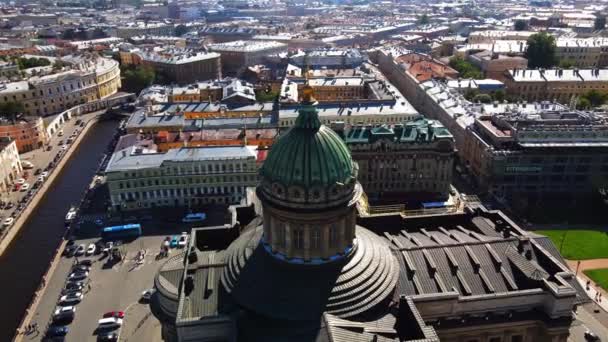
[[102, 311, 125, 319]]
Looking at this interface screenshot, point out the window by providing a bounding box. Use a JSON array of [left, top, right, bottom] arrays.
[[511, 336, 523, 342], [489, 338, 502, 342], [311, 229, 321, 249], [293, 228, 304, 249]]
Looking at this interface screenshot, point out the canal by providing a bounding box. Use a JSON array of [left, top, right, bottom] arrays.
[[0, 119, 119, 339]]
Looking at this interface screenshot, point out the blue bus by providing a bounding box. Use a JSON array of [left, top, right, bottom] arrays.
[[101, 224, 142, 241]]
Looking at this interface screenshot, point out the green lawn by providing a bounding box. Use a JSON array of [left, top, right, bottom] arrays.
[[584, 268, 608, 291], [536, 230, 608, 260]]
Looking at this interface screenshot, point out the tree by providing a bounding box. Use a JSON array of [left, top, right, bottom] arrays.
[[121, 65, 156, 94], [525, 32, 557, 69], [558, 59, 576, 69], [92, 28, 107, 39], [578, 90, 608, 109], [595, 16, 606, 30], [449, 56, 484, 79], [493, 89, 506, 102], [514, 19, 528, 31], [61, 28, 75, 40], [418, 14, 430, 25], [174, 24, 189, 37], [0, 101, 24, 121], [474, 94, 493, 103]]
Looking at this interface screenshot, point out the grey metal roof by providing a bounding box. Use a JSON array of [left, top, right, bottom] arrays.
[[105, 145, 257, 173]]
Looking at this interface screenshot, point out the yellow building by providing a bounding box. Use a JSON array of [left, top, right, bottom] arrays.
[[504, 68, 608, 103]]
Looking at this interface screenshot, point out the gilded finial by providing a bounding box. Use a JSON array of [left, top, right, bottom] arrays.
[[302, 84, 314, 103]]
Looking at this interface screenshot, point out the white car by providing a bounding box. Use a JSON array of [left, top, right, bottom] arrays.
[[3, 217, 14, 227], [16, 178, 25, 185], [178, 232, 188, 248], [54, 306, 76, 316], [61, 145, 68, 150], [59, 292, 83, 305], [20, 183, 30, 191], [86, 243, 96, 256], [37, 176, 45, 183], [41, 171, 49, 178], [75, 244, 86, 256]]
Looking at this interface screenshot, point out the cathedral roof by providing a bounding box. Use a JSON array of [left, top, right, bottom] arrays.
[[260, 90, 354, 190]]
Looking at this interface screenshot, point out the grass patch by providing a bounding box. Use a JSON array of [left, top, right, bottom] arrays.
[[536, 230, 608, 260], [584, 268, 608, 291]]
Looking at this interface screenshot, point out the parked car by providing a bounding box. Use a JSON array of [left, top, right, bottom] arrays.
[[46, 325, 69, 337], [76, 259, 93, 267], [97, 331, 118, 341], [41, 171, 49, 178], [68, 271, 88, 281], [63, 246, 77, 257], [102, 311, 125, 319], [20, 183, 30, 191], [46, 145, 53, 151], [97, 317, 123, 330], [34, 168, 42, 175], [584, 330, 600, 341], [86, 244, 96, 256], [75, 244, 86, 256], [54, 306, 76, 316], [59, 292, 83, 305], [58, 130, 64, 137], [61, 286, 83, 295], [72, 264, 90, 272], [141, 288, 156, 302], [170, 235, 179, 248], [37, 176, 45, 183], [178, 233, 188, 248], [52, 310, 75, 325], [5, 202, 13, 210], [3, 217, 14, 227], [65, 281, 84, 290]]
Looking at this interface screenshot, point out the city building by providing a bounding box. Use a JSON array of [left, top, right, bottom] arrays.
[[151, 86, 586, 342], [278, 100, 420, 128], [208, 40, 287, 75], [0, 116, 48, 153], [134, 50, 222, 85], [289, 49, 364, 69], [468, 51, 528, 81], [464, 108, 608, 207], [504, 68, 608, 103], [168, 79, 256, 105], [467, 30, 536, 44], [105, 144, 260, 211], [337, 118, 455, 204], [115, 22, 176, 39], [0, 55, 121, 117], [0, 138, 21, 195]]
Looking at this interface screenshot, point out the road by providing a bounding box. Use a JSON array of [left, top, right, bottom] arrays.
[[0, 111, 102, 230], [21, 236, 166, 342]]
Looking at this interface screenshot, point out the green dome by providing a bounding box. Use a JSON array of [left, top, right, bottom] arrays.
[[261, 103, 354, 189]]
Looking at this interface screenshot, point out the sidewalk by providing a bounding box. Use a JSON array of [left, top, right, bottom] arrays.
[[568, 259, 608, 312]]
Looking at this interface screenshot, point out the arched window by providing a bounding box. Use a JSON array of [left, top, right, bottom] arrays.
[[293, 228, 304, 249], [311, 229, 321, 249]]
